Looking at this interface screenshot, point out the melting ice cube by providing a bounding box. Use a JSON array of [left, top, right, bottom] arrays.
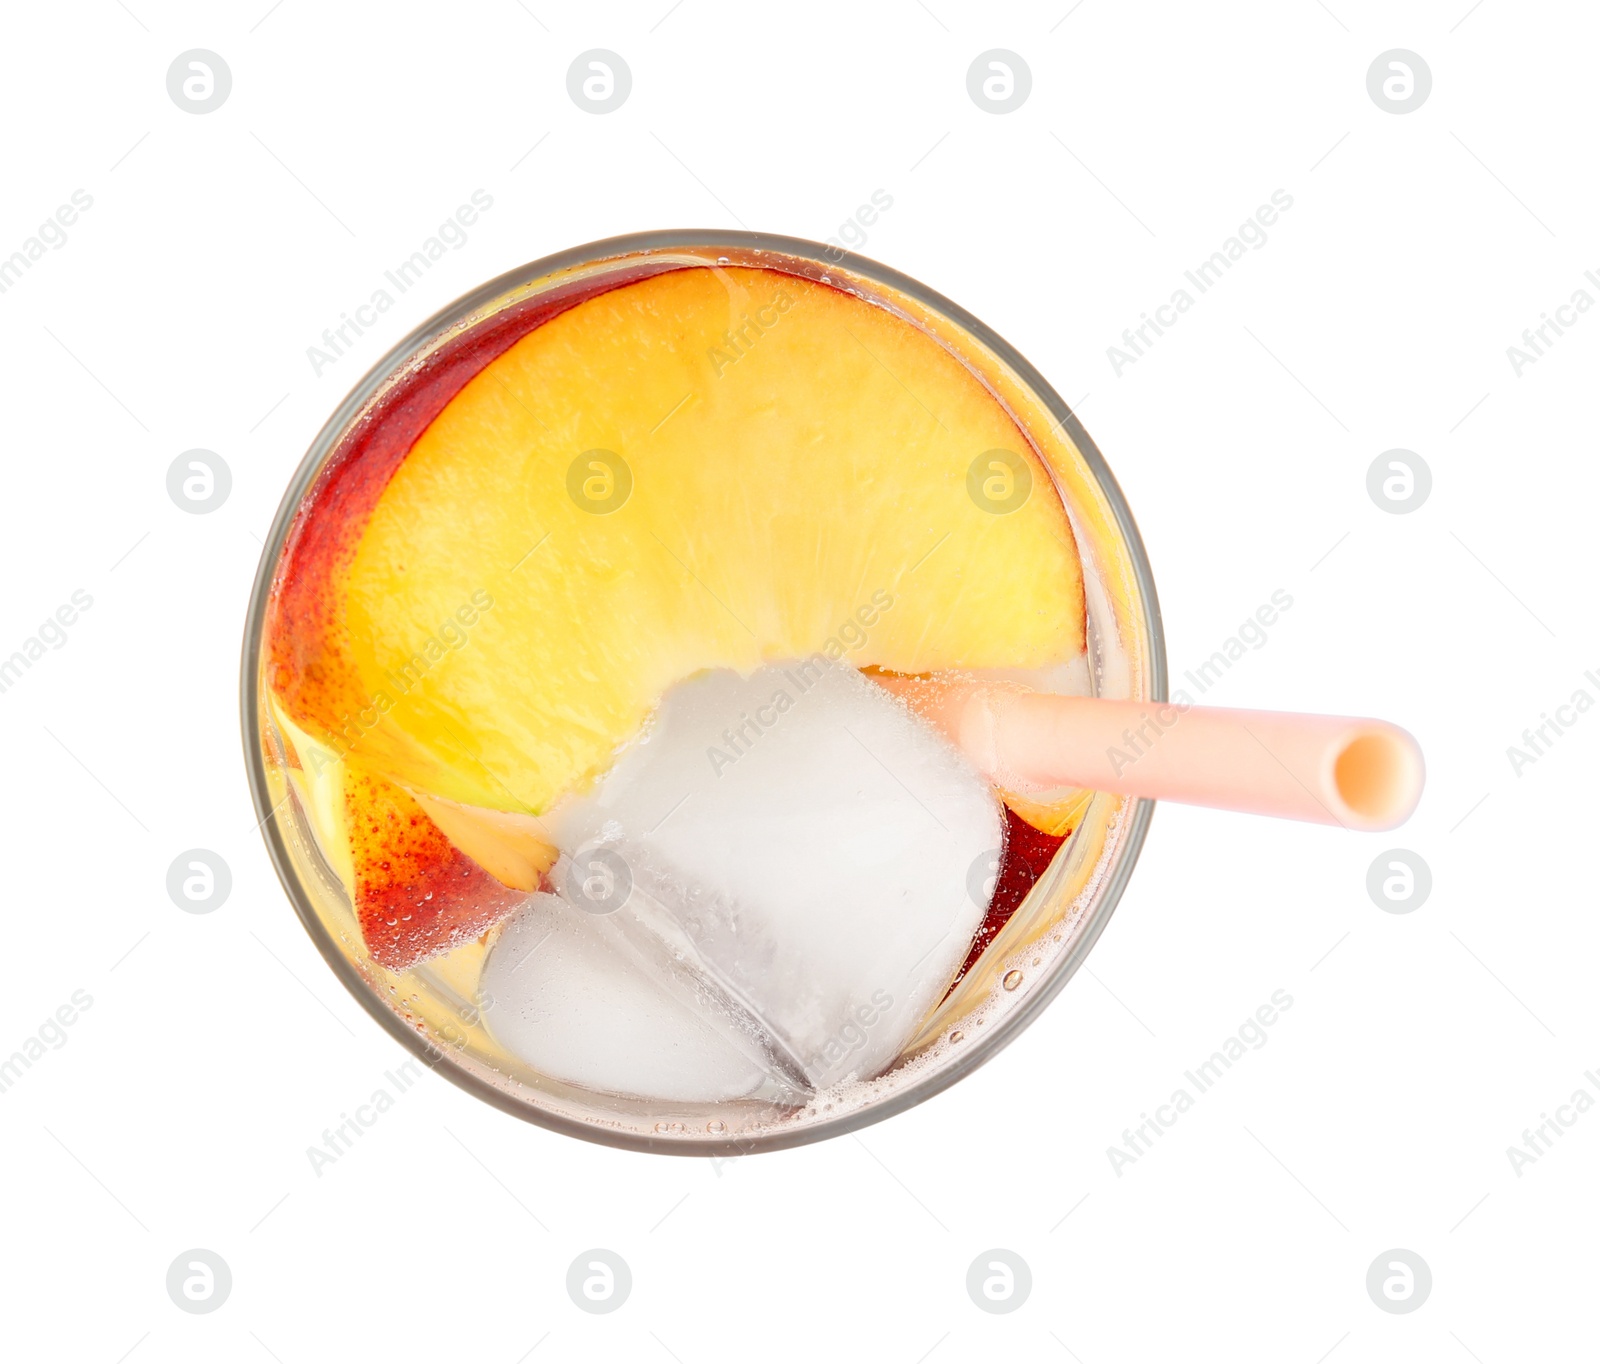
[[480, 660, 1003, 1102]]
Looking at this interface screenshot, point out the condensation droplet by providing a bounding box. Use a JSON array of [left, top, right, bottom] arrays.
[[707, 1120, 726, 1134], [950, 1030, 965, 1043], [1003, 969, 1024, 991]]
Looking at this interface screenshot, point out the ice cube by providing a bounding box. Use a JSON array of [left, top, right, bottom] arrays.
[[480, 660, 1003, 1102], [482, 893, 770, 1102]]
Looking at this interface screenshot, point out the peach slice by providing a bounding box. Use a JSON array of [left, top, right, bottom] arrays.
[[293, 267, 1084, 817], [342, 764, 528, 974], [267, 264, 1089, 967], [275, 702, 546, 968], [408, 791, 557, 894]]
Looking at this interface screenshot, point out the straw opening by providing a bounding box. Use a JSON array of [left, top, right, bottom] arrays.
[[1333, 729, 1417, 826]]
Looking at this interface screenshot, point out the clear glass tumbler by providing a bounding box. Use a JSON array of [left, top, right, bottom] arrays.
[[241, 230, 1166, 1155]]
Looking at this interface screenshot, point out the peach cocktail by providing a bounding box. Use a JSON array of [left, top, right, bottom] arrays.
[[246, 233, 1162, 1151]]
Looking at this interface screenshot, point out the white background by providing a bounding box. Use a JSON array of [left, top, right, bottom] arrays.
[[1, 1, 1595, 1359]]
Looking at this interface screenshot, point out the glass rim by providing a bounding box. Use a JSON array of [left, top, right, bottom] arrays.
[[239, 227, 1169, 1157]]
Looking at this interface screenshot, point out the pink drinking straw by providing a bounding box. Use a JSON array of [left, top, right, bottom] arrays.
[[874, 675, 1424, 832]]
